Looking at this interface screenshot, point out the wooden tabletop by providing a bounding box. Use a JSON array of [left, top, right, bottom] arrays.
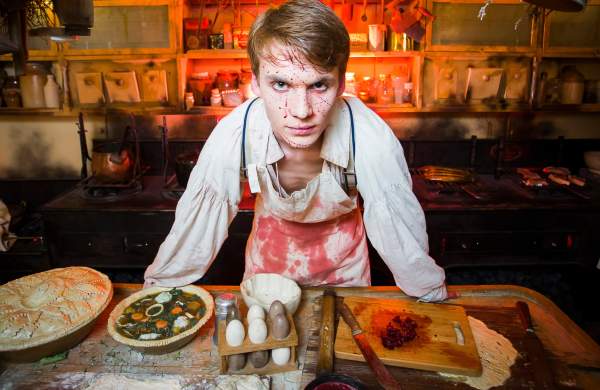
[[1, 284, 599, 389]]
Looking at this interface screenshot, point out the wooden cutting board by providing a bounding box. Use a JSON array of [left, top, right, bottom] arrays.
[[334, 296, 482, 376]]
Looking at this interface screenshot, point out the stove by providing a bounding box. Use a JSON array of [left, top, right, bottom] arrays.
[[412, 171, 600, 210]]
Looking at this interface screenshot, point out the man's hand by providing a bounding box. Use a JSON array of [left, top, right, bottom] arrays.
[[446, 291, 460, 300]]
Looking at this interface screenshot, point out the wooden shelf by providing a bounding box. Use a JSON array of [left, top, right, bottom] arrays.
[[64, 53, 177, 62], [0, 106, 181, 117], [541, 51, 600, 59], [0, 107, 62, 116], [186, 50, 248, 59], [536, 104, 600, 113], [187, 106, 235, 115], [185, 50, 421, 60], [5, 103, 594, 116], [186, 103, 539, 115], [349, 51, 421, 58]]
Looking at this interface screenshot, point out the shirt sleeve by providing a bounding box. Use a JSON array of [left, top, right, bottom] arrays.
[[352, 100, 448, 301], [144, 105, 246, 288]]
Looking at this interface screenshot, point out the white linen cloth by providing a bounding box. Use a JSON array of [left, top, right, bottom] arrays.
[[0, 199, 16, 252], [144, 97, 448, 301]]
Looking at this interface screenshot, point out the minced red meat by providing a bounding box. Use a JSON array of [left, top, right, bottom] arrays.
[[380, 315, 417, 349]]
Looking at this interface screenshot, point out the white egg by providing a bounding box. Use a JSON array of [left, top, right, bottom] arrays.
[[248, 318, 268, 344], [247, 304, 266, 323], [225, 319, 245, 347], [271, 347, 290, 366], [138, 333, 161, 340], [173, 315, 190, 330], [154, 291, 172, 303]]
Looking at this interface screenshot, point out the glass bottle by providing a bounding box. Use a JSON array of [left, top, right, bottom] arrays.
[[210, 88, 222, 106], [2, 76, 21, 108], [377, 74, 393, 105], [343, 72, 357, 97], [223, 23, 233, 49], [403, 82, 414, 105], [44, 74, 60, 108], [198, 17, 210, 49], [185, 92, 195, 110]]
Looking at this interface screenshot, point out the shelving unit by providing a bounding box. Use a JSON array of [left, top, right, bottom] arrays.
[[1, 0, 599, 116]]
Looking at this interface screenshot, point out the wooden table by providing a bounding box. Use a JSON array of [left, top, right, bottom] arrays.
[[1, 284, 599, 389]]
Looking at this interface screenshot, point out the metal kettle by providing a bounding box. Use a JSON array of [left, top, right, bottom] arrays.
[[91, 124, 139, 183]]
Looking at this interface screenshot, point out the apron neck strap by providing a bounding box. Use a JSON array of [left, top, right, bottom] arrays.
[[241, 97, 260, 178]]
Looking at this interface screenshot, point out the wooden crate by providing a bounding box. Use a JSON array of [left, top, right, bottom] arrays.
[[217, 313, 298, 374]]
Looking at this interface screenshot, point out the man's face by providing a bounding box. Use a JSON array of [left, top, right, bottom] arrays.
[[251, 42, 345, 149]]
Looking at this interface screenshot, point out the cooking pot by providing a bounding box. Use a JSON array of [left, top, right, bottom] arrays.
[[174, 151, 199, 188], [92, 126, 138, 183]]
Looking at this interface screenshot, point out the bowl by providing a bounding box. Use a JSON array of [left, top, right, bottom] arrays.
[[240, 273, 302, 315], [584, 151, 600, 171], [107, 285, 214, 354]]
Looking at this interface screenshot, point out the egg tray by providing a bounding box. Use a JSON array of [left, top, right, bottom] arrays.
[[217, 313, 298, 375]]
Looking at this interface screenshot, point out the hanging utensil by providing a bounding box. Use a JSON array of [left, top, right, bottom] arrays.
[[361, 0, 368, 22]]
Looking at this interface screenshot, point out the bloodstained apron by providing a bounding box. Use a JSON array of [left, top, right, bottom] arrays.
[[242, 99, 371, 286]]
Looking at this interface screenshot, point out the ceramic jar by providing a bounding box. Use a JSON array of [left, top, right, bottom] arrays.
[[20, 63, 47, 108], [560, 66, 584, 105]]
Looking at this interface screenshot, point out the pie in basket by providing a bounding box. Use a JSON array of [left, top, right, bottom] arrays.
[[0, 267, 112, 352]]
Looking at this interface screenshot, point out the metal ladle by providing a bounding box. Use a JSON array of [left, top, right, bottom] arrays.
[[361, 0, 368, 21]]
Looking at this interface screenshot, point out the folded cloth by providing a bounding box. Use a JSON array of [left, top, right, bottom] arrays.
[[0, 199, 16, 252]]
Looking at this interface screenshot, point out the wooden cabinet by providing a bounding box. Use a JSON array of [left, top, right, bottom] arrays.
[[543, 1, 600, 57], [426, 0, 537, 53], [63, 0, 179, 57]]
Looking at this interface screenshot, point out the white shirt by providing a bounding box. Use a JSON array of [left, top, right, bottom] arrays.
[[144, 97, 448, 301]]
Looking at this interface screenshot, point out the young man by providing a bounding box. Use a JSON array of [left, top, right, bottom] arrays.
[[144, 0, 451, 301]]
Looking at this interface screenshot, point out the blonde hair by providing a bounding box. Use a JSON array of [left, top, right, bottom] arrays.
[[247, 0, 350, 78]]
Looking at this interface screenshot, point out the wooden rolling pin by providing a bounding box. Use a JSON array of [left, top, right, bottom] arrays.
[[316, 289, 336, 376]]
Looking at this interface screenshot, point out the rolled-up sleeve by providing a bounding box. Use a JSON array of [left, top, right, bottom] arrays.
[[354, 102, 447, 301], [144, 106, 246, 287]]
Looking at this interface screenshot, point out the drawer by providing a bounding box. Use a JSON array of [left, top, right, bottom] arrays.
[[53, 233, 166, 268], [439, 231, 579, 255]]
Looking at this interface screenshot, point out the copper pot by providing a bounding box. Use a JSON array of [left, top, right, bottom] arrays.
[[92, 142, 134, 183], [174, 151, 199, 188]]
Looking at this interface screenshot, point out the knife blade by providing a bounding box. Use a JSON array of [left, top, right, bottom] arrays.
[[516, 301, 557, 390], [338, 301, 402, 390]]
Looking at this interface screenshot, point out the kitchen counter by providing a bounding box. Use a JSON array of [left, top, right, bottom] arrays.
[[41, 174, 600, 213], [1, 284, 599, 389]]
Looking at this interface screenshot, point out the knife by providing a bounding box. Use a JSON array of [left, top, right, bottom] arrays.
[[338, 301, 402, 390], [516, 301, 557, 390]]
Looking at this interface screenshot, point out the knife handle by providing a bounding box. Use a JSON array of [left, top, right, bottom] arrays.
[[516, 301, 534, 331], [338, 301, 362, 334]]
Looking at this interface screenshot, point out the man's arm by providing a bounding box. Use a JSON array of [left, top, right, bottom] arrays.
[[351, 99, 448, 301], [143, 104, 248, 287]]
